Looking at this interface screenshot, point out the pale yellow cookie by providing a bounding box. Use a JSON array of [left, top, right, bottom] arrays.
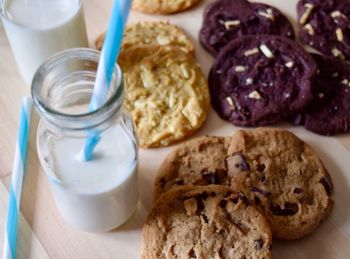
[[132, 0, 201, 14], [118, 45, 210, 148], [95, 21, 195, 56]]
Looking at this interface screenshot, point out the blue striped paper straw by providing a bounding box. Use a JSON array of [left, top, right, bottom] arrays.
[[2, 97, 32, 259], [78, 0, 132, 161]]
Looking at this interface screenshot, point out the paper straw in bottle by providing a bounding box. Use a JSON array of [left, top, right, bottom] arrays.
[[78, 0, 132, 161]]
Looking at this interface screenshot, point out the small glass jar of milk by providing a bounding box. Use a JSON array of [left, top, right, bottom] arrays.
[[32, 48, 139, 232], [0, 0, 88, 85]]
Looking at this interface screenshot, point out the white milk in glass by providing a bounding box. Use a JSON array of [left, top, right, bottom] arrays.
[[44, 124, 138, 232], [1, 0, 88, 84]]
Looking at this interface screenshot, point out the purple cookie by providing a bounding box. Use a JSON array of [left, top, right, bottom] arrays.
[[297, 0, 350, 60], [199, 0, 295, 56], [293, 54, 350, 135], [209, 35, 317, 126]]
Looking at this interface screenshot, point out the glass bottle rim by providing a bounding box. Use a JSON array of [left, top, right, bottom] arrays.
[[31, 48, 124, 129]]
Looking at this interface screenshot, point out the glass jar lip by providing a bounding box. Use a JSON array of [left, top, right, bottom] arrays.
[[31, 48, 124, 122], [0, 0, 83, 30]]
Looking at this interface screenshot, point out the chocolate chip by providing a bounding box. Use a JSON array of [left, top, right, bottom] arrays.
[[202, 171, 219, 184], [210, 192, 216, 197], [189, 248, 196, 258], [226, 153, 251, 176], [231, 197, 240, 204], [254, 196, 261, 206], [238, 192, 250, 205], [174, 179, 184, 186], [201, 214, 209, 223], [270, 202, 299, 216], [200, 192, 208, 200], [319, 176, 333, 196], [196, 197, 205, 213], [224, 191, 233, 198], [256, 164, 266, 172], [259, 175, 266, 182], [219, 200, 228, 208], [160, 177, 166, 188], [254, 239, 264, 250], [293, 188, 303, 194], [251, 187, 271, 197]]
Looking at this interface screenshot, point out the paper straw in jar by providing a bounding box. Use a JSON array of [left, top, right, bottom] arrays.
[[2, 97, 32, 259], [78, 0, 132, 161]]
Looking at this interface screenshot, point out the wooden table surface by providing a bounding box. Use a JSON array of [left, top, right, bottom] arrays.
[[1, 1, 350, 258]]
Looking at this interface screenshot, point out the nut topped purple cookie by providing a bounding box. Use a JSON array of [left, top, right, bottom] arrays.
[[227, 128, 334, 240], [297, 0, 350, 60], [209, 35, 317, 126], [292, 54, 350, 135], [199, 0, 295, 56]]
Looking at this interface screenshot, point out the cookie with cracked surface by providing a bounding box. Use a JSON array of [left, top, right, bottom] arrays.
[[227, 128, 334, 240], [209, 35, 317, 126], [291, 54, 350, 135], [142, 185, 272, 259], [132, 0, 201, 14], [297, 0, 350, 60], [155, 136, 231, 200], [199, 0, 295, 56], [118, 45, 210, 148], [95, 21, 195, 56]]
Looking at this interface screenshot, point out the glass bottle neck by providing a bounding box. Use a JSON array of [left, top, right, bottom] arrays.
[[31, 48, 124, 136]]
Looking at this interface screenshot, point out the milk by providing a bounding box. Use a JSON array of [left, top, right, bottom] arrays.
[[38, 124, 139, 232], [1, 0, 88, 84]]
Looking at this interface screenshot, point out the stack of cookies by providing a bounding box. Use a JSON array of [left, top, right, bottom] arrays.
[[142, 128, 334, 258], [96, 21, 210, 148], [200, 0, 350, 136]]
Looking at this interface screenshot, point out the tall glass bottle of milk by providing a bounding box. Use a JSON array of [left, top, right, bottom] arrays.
[[32, 48, 139, 232], [0, 0, 88, 85]]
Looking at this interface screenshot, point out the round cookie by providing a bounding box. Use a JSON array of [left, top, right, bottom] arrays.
[[297, 0, 350, 60], [132, 0, 201, 14], [142, 185, 272, 259], [95, 21, 195, 56], [199, 0, 295, 56], [209, 35, 317, 126], [155, 136, 231, 199], [226, 128, 334, 240], [292, 54, 350, 135], [118, 45, 210, 148]]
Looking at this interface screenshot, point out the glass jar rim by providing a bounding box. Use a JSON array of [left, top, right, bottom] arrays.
[[0, 0, 83, 31], [31, 48, 124, 127]]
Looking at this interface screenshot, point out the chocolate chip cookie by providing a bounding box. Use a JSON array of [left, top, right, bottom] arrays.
[[199, 0, 295, 56], [209, 35, 317, 126], [297, 0, 350, 60], [291, 54, 350, 135], [142, 185, 272, 259], [227, 128, 334, 240], [155, 136, 231, 200]]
